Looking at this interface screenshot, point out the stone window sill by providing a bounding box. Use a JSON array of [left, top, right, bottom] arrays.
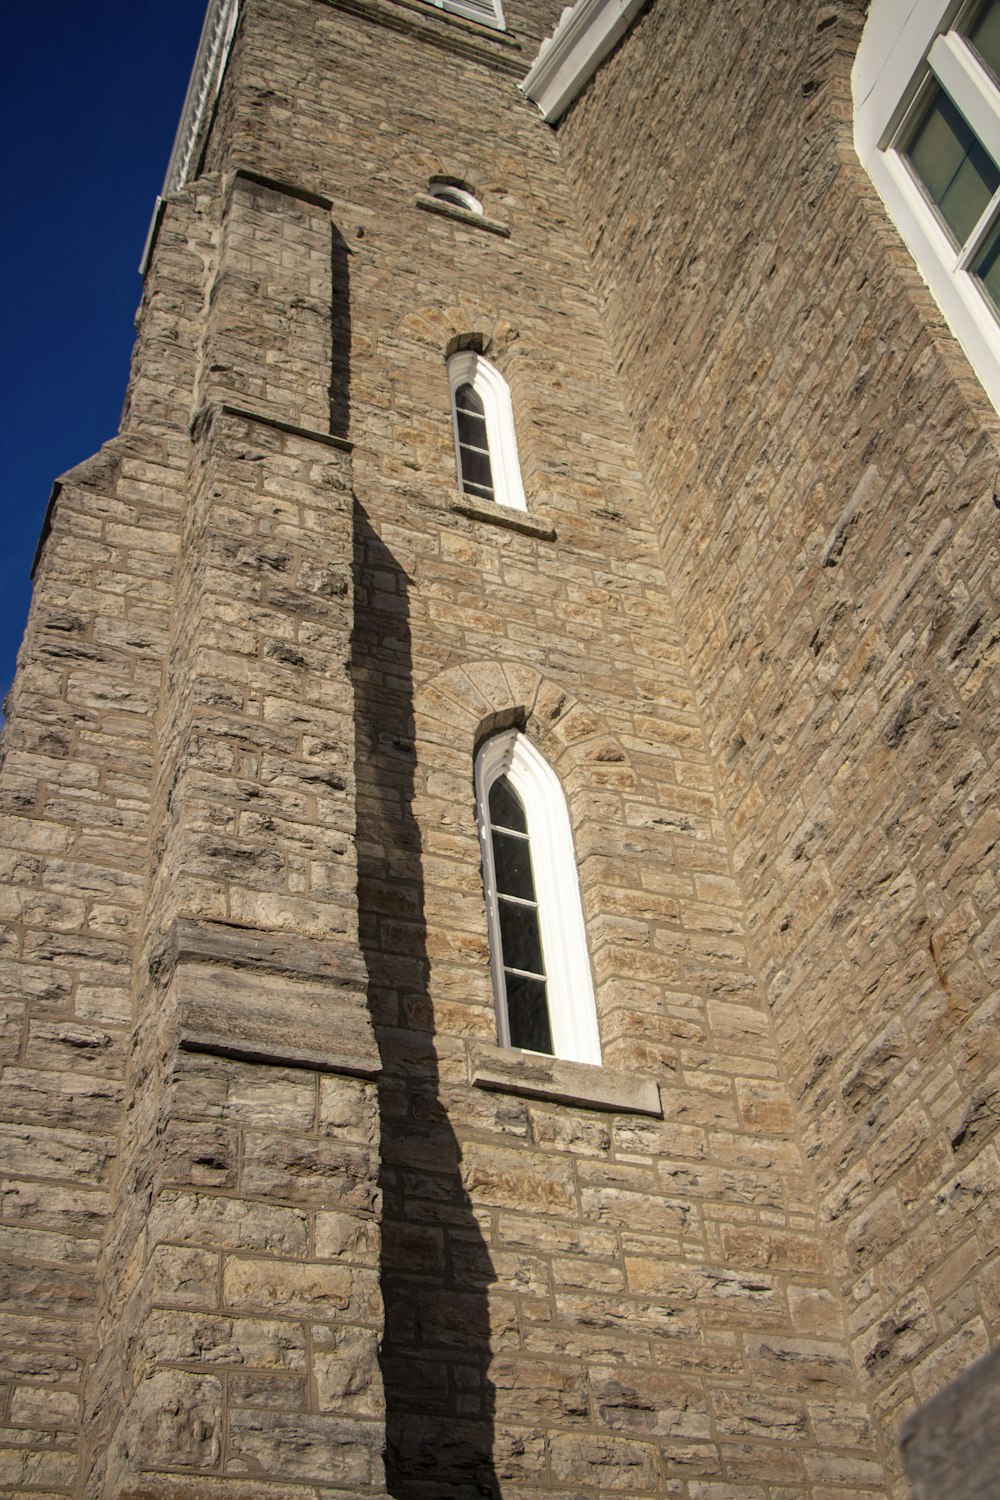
[[450, 492, 556, 539], [469, 1042, 663, 1116], [416, 194, 511, 236]]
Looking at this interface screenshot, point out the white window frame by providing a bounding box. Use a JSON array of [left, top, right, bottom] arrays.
[[428, 179, 485, 216], [475, 731, 601, 1067], [854, 0, 1000, 411], [448, 351, 527, 512], [421, 0, 506, 31]]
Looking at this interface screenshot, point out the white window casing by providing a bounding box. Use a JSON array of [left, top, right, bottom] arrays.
[[854, 0, 1000, 412], [421, 0, 506, 31], [475, 731, 602, 1067], [448, 351, 527, 511]]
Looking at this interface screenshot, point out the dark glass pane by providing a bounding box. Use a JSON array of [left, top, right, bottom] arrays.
[[463, 480, 495, 499], [459, 444, 494, 490], [973, 216, 1000, 313], [489, 777, 527, 833], [969, 0, 1000, 83], [498, 898, 545, 977], [456, 408, 489, 451], [492, 827, 535, 901], [905, 87, 1000, 243], [504, 971, 553, 1054], [455, 383, 485, 417]]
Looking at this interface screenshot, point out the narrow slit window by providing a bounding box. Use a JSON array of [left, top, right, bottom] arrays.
[[476, 730, 600, 1065], [447, 350, 526, 511]]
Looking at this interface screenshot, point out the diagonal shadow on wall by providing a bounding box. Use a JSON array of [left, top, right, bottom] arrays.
[[352, 504, 499, 1500]]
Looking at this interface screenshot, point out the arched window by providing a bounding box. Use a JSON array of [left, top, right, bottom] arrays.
[[854, 0, 1000, 411], [448, 351, 526, 511], [475, 730, 601, 1065], [428, 178, 484, 216]]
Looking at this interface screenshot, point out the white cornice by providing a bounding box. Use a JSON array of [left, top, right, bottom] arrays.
[[141, 0, 240, 271], [519, 0, 648, 123]]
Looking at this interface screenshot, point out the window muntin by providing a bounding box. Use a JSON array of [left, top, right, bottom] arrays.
[[447, 351, 527, 511], [854, 0, 1000, 405], [476, 731, 601, 1066]]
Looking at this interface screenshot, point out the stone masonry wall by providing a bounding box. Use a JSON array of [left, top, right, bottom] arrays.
[[192, 0, 893, 1492], [559, 0, 1000, 1488]]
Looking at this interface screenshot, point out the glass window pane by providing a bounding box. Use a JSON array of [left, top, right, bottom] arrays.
[[459, 444, 494, 491], [455, 382, 485, 417], [973, 216, 1000, 313], [456, 408, 489, 450], [498, 898, 545, 977], [905, 86, 1000, 243], [491, 828, 535, 901], [504, 972, 553, 1054], [489, 777, 527, 833], [969, 0, 1000, 83]]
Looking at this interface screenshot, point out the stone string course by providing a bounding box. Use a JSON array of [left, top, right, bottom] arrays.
[[0, 0, 995, 1497]]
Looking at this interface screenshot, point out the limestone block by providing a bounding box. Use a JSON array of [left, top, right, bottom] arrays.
[[131, 1370, 223, 1470]]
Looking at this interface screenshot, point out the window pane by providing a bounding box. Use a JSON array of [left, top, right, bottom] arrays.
[[492, 828, 535, 901], [455, 382, 485, 417], [489, 777, 527, 833], [456, 408, 489, 451], [905, 86, 1000, 243], [459, 444, 494, 491], [969, 0, 1000, 83], [973, 215, 1000, 313], [504, 972, 553, 1054], [498, 898, 545, 977]]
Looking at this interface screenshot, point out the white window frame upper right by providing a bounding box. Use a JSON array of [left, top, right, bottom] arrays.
[[854, 0, 1000, 412]]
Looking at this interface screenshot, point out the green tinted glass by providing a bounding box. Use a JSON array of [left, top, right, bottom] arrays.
[[969, 0, 1000, 83], [905, 85, 1000, 243]]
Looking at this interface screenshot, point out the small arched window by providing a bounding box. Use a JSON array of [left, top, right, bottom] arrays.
[[475, 730, 601, 1065], [448, 351, 526, 511], [428, 178, 484, 216]]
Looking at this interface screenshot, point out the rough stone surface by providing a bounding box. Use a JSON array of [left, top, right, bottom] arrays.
[[0, 0, 997, 1496]]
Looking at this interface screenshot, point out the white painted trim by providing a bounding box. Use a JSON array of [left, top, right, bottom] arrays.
[[429, 181, 484, 215], [448, 351, 527, 512], [853, 0, 1000, 414], [140, 0, 240, 272], [475, 731, 601, 1067], [519, 0, 649, 124], [421, 0, 506, 31]]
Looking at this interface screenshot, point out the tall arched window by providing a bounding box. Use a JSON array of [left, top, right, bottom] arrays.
[[475, 730, 601, 1065], [448, 351, 527, 511]]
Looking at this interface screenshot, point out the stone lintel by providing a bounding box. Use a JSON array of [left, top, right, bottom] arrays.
[[151, 917, 368, 987], [227, 166, 335, 212], [415, 194, 511, 236], [191, 404, 354, 452], [451, 493, 557, 539], [179, 1030, 380, 1078], [470, 1042, 663, 1115]]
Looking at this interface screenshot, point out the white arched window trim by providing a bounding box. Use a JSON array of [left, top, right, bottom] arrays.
[[854, 0, 1000, 412], [475, 730, 601, 1066], [448, 350, 527, 512]]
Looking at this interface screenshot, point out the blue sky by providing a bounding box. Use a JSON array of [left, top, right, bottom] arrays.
[[1, 0, 209, 711]]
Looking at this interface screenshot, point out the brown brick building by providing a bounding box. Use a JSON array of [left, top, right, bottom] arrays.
[[1, 0, 998, 1496]]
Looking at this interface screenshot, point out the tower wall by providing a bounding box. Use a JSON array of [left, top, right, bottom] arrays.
[[558, 0, 1000, 1480], [1, 0, 996, 1496]]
